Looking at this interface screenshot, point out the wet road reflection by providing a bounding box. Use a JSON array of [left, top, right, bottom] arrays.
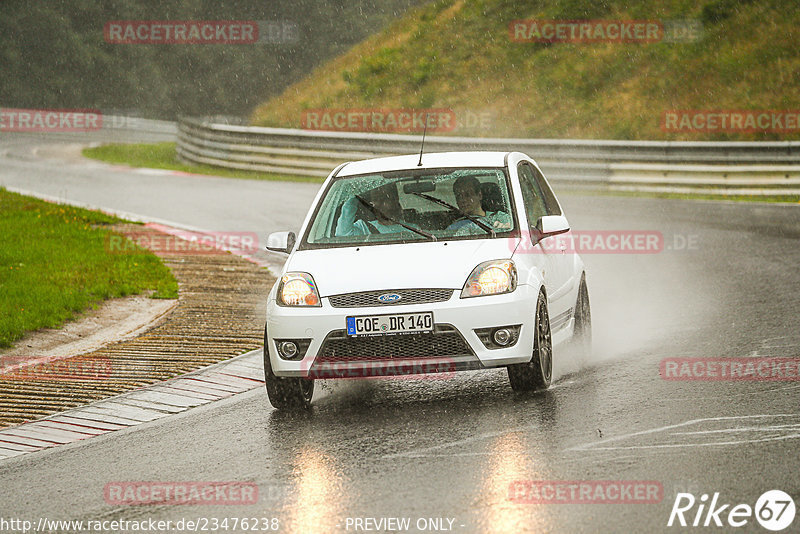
[[261, 374, 577, 532], [474, 431, 552, 533], [286, 447, 345, 533]]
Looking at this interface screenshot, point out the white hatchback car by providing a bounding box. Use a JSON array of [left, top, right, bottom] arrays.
[[264, 151, 590, 409]]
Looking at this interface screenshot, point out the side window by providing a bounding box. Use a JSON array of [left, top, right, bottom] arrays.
[[517, 162, 548, 229], [530, 164, 562, 216]]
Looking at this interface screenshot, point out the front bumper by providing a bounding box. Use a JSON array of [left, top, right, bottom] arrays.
[[266, 285, 539, 378]]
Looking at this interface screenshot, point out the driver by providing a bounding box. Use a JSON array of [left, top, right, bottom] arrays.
[[447, 176, 511, 233], [335, 184, 411, 236]]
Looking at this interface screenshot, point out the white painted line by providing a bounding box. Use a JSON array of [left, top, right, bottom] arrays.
[[219, 366, 265, 382], [197, 373, 262, 389], [152, 383, 225, 400], [0, 441, 40, 452], [124, 390, 206, 408], [573, 433, 800, 451], [77, 404, 163, 423], [671, 424, 800, 435], [33, 421, 105, 436], [568, 414, 800, 451], [4, 426, 91, 444], [0, 434, 56, 448], [113, 398, 186, 414], [154, 381, 230, 397], [0, 429, 64, 444], [182, 376, 248, 393], [66, 409, 144, 425], [49, 415, 129, 431], [65, 414, 139, 432], [17, 422, 98, 438], [228, 358, 264, 370]]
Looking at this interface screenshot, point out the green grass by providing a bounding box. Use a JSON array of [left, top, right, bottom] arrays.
[[0, 189, 179, 349], [251, 0, 800, 141], [82, 142, 324, 183]]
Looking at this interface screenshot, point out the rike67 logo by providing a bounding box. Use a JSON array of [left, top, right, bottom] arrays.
[[668, 490, 795, 531]]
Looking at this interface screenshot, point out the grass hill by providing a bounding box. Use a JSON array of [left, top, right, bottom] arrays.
[[251, 0, 800, 140]]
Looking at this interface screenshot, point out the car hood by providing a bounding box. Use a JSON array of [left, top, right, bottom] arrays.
[[287, 238, 520, 296]]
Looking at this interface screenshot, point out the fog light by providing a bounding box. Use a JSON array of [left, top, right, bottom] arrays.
[[274, 338, 311, 360], [493, 328, 512, 346], [475, 325, 521, 349], [280, 341, 298, 358]]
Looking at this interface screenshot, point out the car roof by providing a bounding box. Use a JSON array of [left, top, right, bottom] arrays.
[[336, 151, 512, 177]]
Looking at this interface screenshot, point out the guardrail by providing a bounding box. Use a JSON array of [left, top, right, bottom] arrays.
[[177, 117, 800, 195]]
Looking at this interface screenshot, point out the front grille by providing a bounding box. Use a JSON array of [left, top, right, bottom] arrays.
[[328, 289, 454, 308], [316, 325, 473, 361]]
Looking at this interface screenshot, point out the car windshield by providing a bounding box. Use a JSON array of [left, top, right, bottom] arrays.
[[302, 167, 516, 248]]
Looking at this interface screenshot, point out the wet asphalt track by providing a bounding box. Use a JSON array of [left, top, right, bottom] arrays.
[[1, 132, 799, 533]]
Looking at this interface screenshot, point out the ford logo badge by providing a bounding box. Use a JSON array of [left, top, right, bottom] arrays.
[[378, 293, 402, 303]]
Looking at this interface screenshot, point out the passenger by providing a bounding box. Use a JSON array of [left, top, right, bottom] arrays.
[[335, 184, 410, 236], [447, 176, 512, 233]]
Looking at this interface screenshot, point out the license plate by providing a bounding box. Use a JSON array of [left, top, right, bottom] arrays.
[[346, 312, 433, 337]]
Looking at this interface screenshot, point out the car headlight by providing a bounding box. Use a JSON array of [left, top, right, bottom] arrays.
[[277, 272, 321, 307], [461, 260, 517, 298]]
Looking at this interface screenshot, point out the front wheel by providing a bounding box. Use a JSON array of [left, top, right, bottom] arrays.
[[263, 325, 314, 410], [507, 290, 552, 391]]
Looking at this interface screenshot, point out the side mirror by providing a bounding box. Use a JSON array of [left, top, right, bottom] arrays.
[[266, 231, 296, 254], [535, 215, 570, 239]]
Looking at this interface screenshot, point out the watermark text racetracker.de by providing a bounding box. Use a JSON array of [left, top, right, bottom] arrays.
[[103, 20, 299, 45], [104, 481, 258, 505], [301, 108, 494, 133], [303, 357, 458, 380], [0, 108, 102, 132], [106, 231, 259, 256], [0, 516, 280, 533], [513, 230, 699, 254], [301, 108, 456, 133], [509, 480, 663, 504], [662, 110, 800, 134], [509, 19, 702, 43], [0, 355, 112, 381], [660, 357, 800, 381]]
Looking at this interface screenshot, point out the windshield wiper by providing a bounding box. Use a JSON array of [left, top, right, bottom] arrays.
[[410, 192, 495, 237], [354, 195, 437, 241]]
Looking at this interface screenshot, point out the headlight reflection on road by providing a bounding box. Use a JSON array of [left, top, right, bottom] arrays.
[[284, 447, 345, 533], [476, 431, 553, 533]]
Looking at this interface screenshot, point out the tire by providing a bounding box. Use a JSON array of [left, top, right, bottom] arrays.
[[263, 325, 314, 410], [571, 274, 592, 360], [507, 290, 553, 391]]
